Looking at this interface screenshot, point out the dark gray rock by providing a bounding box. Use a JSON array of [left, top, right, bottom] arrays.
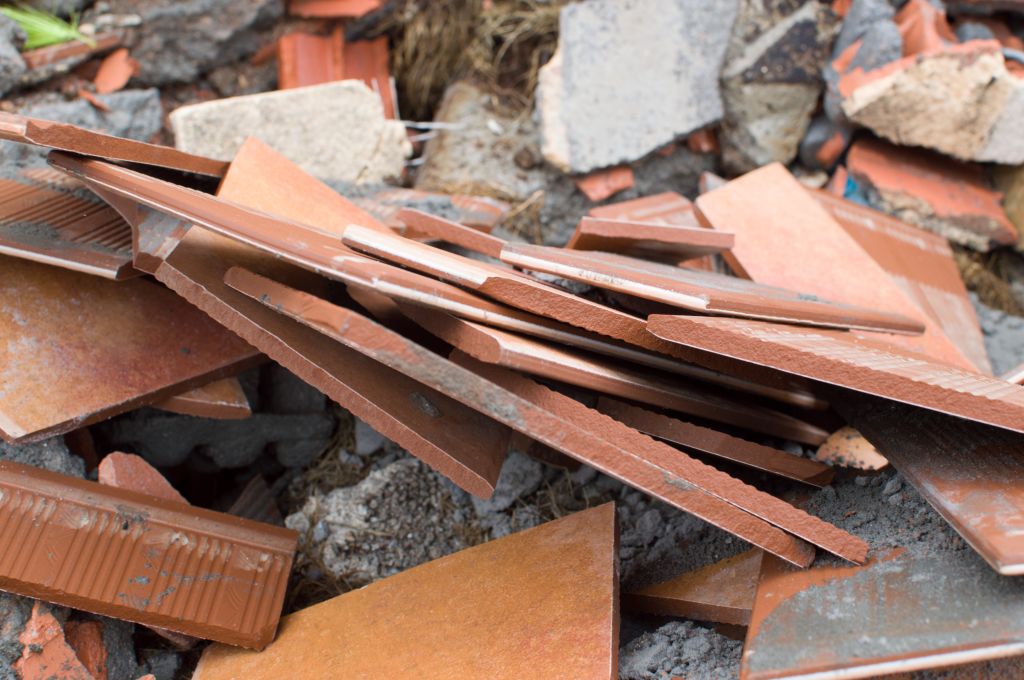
[[972, 294, 1024, 375], [956, 21, 995, 43], [798, 114, 852, 168], [0, 15, 25, 98], [107, 0, 283, 84], [619, 620, 742, 680], [833, 0, 895, 56], [0, 437, 84, 477], [0, 594, 31, 680]]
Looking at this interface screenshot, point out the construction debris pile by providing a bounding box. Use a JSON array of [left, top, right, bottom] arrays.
[[1, 0, 1024, 678]]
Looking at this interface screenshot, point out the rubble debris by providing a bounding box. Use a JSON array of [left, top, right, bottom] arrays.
[[993, 162, 1024, 251], [695, 162, 982, 369], [741, 469, 1024, 679], [286, 457, 477, 586], [597, 398, 834, 487], [221, 266, 825, 565], [151, 377, 252, 420], [573, 166, 635, 202], [0, 255, 258, 443], [841, 41, 1024, 164], [399, 307, 827, 445], [647, 315, 1024, 436], [196, 504, 618, 679], [719, 0, 838, 173], [843, 398, 1024, 575], [535, 0, 740, 173], [105, 0, 282, 85], [0, 110, 227, 177], [97, 451, 187, 504], [975, 295, 1024, 375], [1003, 362, 1024, 385], [93, 48, 138, 95], [847, 136, 1018, 252], [414, 80, 551, 203], [289, 0, 381, 18], [499, 242, 926, 333], [814, 425, 888, 470], [566, 216, 733, 263], [620, 619, 742, 680], [624, 549, 762, 626], [0, 460, 297, 648], [813, 188, 993, 373], [169, 81, 410, 184], [0, 167, 136, 279]]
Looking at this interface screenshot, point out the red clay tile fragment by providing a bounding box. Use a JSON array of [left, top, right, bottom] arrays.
[[647, 315, 1024, 437], [566, 216, 733, 262], [77, 88, 111, 112], [0, 112, 227, 177], [896, 0, 956, 56], [695, 162, 979, 370], [342, 37, 395, 119], [277, 29, 344, 91], [0, 460, 297, 648], [0, 256, 258, 444], [152, 377, 252, 420], [814, 425, 888, 470], [573, 165, 635, 202], [589, 191, 697, 226], [596, 398, 834, 486], [93, 48, 138, 94], [289, 0, 381, 18], [400, 308, 827, 446], [397, 208, 506, 258], [228, 476, 284, 526], [812, 189, 992, 374], [0, 169, 136, 279], [1002, 362, 1024, 385], [98, 452, 188, 504], [500, 244, 925, 334], [686, 128, 719, 155], [357, 188, 509, 231], [195, 504, 619, 680], [846, 137, 1017, 252], [222, 267, 823, 565], [64, 620, 107, 680], [16, 602, 93, 680], [20, 32, 123, 71], [624, 549, 762, 626]]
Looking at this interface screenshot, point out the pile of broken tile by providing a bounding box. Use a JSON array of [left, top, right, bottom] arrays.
[[3, 0, 1024, 678]]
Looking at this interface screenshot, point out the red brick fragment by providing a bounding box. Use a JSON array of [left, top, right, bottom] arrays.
[[64, 620, 107, 680], [15, 602, 93, 680], [573, 166, 635, 202]]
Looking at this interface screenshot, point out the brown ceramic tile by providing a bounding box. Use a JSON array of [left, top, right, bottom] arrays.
[[152, 377, 252, 420], [0, 170, 136, 279], [624, 549, 762, 626], [813, 425, 888, 470], [695, 163, 981, 371], [0, 112, 226, 177], [97, 452, 187, 504], [60, 140, 512, 499], [342, 37, 395, 119], [0, 460, 296, 648], [288, 0, 381, 18], [742, 547, 1024, 678], [596, 398, 834, 487], [840, 397, 1024, 575], [400, 307, 827, 446], [195, 505, 619, 679], [588, 191, 697, 226], [567, 216, 734, 262], [647, 315, 1024, 437], [0, 255, 258, 443], [277, 29, 344, 91], [20, 32, 123, 70], [397, 208, 507, 258], [501, 244, 925, 334], [812, 189, 992, 374], [845, 137, 1017, 251], [573, 166, 635, 202], [222, 267, 824, 565]]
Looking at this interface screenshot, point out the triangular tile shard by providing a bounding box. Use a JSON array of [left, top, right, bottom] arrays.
[[567, 215, 734, 262], [624, 549, 762, 626], [152, 377, 252, 420], [695, 162, 978, 370], [194, 504, 620, 680]]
